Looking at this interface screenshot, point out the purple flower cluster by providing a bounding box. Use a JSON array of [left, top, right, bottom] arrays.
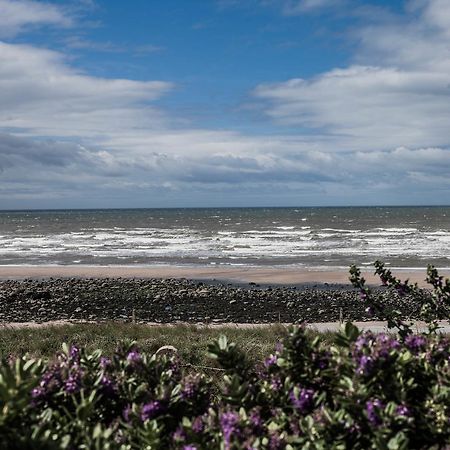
[[289, 387, 315, 413], [264, 355, 277, 368], [31, 386, 45, 402], [405, 335, 427, 353], [180, 375, 200, 400], [141, 400, 164, 422], [122, 404, 132, 422], [17, 310, 450, 449], [359, 291, 368, 301], [126, 350, 141, 364], [100, 356, 111, 369], [220, 411, 241, 450], [69, 345, 80, 362], [192, 416, 204, 433], [172, 426, 186, 442], [356, 355, 374, 375], [248, 408, 262, 431], [353, 332, 400, 376], [366, 399, 384, 427], [100, 375, 116, 396], [64, 372, 81, 394], [376, 334, 400, 356], [31, 366, 62, 403], [63, 358, 84, 394], [269, 432, 284, 450], [396, 404, 410, 417], [270, 375, 282, 392]]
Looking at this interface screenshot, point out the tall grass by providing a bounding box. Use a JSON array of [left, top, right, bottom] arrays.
[[0, 323, 299, 366]]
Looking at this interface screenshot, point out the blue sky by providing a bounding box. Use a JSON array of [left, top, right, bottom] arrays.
[[0, 0, 449, 208]]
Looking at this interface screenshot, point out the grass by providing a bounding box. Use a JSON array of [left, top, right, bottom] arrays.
[[0, 322, 306, 368]]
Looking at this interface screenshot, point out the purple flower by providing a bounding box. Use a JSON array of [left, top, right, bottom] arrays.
[[289, 416, 301, 436], [359, 290, 368, 301], [269, 431, 284, 450], [355, 333, 371, 351], [126, 350, 141, 364], [181, 375, 199, 400], [39, 366, 62, 392], [100, 356, 111, 369], [220, 411, 240, 450], [317, 359, 328, 369], [69, 345, 80, 358], [270, 376, 282, 391], [289, 387, 315, 413], [122, 405, 131, 422], [366, 399, 384, 427], [192, 416, 204, 433], [141, 401, 164, 422], [264, 355, 277, 368], [172, 426, 186, 442], [396, 404, 410, 417], [100, 375, 116, 396], [31, 386, 44, 398], [405, 335, 427, 353], [183, 446, 197, 450], [249, 408, 262, 430], [357, 355, 374, 375], [65, 373, 81, 394], [30, 386, 45, 405], [376, 334, 400, 354]]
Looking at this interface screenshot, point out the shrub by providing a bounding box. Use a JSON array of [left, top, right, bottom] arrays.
[[0, 263, 449, 449]]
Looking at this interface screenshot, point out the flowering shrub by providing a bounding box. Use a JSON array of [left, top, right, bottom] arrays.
[[0, 264, 449, 449], [1, 327, 450, 449], [350, 261, 450, 337]]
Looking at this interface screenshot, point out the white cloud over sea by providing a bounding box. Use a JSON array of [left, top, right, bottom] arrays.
[[0, 0, 449, 207]]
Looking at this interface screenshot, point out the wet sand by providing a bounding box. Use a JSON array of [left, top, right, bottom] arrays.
[[0, 264, 442, 288]]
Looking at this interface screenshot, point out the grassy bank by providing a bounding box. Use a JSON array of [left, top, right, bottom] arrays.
[[0, 322, 299, 366]]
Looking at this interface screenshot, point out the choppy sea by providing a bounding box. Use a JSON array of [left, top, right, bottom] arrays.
[[0, 207, 449, 269]]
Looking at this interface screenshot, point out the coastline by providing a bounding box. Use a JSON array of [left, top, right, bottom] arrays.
[[0, 264, 445, 287], [0, 268, 444, 324]]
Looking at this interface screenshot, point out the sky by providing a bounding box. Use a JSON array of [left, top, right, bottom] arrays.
[[0, 0, 449, 209]]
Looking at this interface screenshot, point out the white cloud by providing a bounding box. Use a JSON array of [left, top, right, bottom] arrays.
[[254, 0, 450, 151], [0, 0, 449, 207], [282, 0, 344, 14], [0, 0, 70, 37], [0, 41, 173, 138]]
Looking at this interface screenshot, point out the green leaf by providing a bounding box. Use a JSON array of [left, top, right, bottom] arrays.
[[218, 335, 228, 350]]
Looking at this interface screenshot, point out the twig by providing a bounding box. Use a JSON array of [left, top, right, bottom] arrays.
[[182, 362, 225, 372]]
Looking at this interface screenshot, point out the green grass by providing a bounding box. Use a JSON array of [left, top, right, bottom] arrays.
[[0, 323, 300, 368]]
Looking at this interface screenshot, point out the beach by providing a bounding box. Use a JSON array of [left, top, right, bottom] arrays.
[[0, 265, 443, 325], [0, 264, 441, 287]]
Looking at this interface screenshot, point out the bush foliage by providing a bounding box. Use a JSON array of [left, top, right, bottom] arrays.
[[0, 262, 449, 449]]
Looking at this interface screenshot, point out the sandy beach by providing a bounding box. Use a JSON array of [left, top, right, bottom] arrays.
[[0, 264, 444, 287]]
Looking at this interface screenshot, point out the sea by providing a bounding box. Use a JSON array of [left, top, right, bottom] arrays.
[[0, 206, 449, 269]]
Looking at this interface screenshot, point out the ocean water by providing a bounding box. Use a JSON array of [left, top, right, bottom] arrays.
[[0, 207, 449, 269]]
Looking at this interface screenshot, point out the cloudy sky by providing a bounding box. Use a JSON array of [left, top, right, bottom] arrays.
[[0, 0, 449, 209]]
